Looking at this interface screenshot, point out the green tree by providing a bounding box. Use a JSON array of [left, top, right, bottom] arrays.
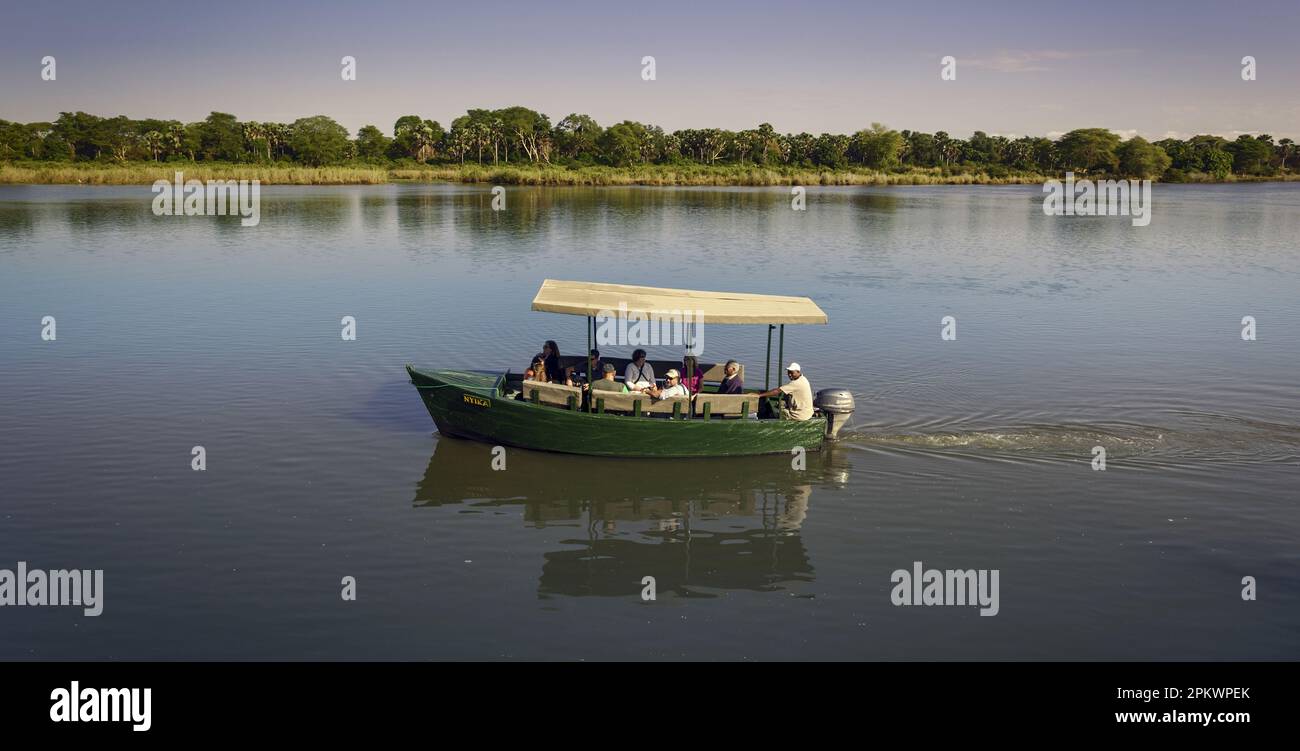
[[963, 131, 1005, 165], [391, 115, 429, 160], [753, 123, 779, 164], [51, 111, 105, 160], [903, 131, 938, 167], [142, 130, 164, 161], [496, 106, 550, 163], [93, 116, 136, 162], [1228, 134, 1273, 174], [445, 128, 472, 164], [555, 114, 601, 160], [1055, 128, 1120, 173], [1155, 138, 1194, 171], [242, 121, 268, 161], [1187, 135, 1232, 177], [1116, 136, 1172, 178], [785, 132, 815, 165], [849, 123, 903, 169], [598, 121, 645, 166], [288, 116, 349, 166], [812, 133, 849, 167], [355, 125, 391, 160], [732, 129, 757, 164], [198, 112, 245, 161]]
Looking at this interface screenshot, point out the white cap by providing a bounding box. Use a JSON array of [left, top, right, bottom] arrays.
[[786, 362, 801, 372], [666, 368, 681, 378]]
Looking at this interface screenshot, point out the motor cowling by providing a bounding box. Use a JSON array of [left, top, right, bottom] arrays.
[[815, 388, 855, 440]]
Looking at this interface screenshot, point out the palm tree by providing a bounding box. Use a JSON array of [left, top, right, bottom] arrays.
[[166, 123, 186, 159], [469, 122, 490, 164], [447, 128, 470, 164], [242, 121, 266, 162], [413, 123, 436, 162], [755, 123, 777, 164], [488, 117, 504, 164], [264, 123, 288, 160], [733, 130, 755, 164], [143, 130, 164, 161]]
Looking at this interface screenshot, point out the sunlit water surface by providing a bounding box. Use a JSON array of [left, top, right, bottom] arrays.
[[1, 183, 1296, 659]]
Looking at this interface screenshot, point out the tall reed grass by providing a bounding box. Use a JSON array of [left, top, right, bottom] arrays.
[[390, 164, 1054, 186], [0, 163, 389, 185], [4, 161, 1296, 186]]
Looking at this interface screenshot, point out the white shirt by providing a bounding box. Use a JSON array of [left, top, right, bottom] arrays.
[[778, 375, 815, 420], [625, 361, 655, 388], [655, 383, 689, 400]]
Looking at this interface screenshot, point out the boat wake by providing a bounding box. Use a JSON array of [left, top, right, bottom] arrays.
[[839, 414, 1300, 468]]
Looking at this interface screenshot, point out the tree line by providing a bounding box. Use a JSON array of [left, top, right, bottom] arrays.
[[0, 108, 1294, 179]]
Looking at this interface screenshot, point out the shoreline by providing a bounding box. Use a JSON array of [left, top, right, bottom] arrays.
[[2, 162, 1297, 187]]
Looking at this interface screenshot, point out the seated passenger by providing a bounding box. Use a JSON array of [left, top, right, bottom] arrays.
[[575, 349, 603, 383], [589, 363, 628, 393], [646, 369, 690, 400], [680, 355, 702, 394], [527, 356, 547, 384], [624, 349, 655, 391], [756, 362, 814, 420], [717, 360, 744, 393], [541, 340, 570, 384]]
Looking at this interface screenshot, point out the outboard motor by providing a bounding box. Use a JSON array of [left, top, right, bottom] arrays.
[[815, 388, 855, 440]]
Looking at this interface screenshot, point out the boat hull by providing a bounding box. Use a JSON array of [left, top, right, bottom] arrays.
[[407, 365, 827, 458]]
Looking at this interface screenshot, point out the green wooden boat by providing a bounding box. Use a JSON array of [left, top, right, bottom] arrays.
[[407, 280, 856, 458]]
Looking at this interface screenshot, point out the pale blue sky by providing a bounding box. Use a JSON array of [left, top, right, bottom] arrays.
[[2, 0, 1296, 138]]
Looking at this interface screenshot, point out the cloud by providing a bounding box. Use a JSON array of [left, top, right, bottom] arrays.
[[962, 49, 1126, 73]]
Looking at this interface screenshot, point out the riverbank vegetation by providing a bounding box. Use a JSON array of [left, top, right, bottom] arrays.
[[1, 109, 1295, 185]]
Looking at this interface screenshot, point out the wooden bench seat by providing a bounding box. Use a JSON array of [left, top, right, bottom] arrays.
[[521, 379, 583, 410], [693, 393, 755, 419], [588, 390, 691, 418]]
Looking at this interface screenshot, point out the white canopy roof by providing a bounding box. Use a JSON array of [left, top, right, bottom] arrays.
[[530, 279, 828, 325]]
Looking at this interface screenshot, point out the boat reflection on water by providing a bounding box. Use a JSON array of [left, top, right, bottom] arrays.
[[412, 437, 853, 597]]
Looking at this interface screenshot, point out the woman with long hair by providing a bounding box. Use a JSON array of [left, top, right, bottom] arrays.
[[541, 340, 562, 384]]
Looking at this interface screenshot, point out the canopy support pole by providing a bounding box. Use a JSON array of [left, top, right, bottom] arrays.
[[586, 316, 593, 412], [687, 318, 696, 418], [777, 324, 785, 383], [765, 325, 774, 391]]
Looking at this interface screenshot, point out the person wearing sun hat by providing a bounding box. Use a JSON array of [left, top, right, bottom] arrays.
[[647, 368, 690, 400], [756, 362, 814, 420]]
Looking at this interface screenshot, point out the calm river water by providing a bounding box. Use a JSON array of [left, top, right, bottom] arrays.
[[0, 182, 1296, 659]]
